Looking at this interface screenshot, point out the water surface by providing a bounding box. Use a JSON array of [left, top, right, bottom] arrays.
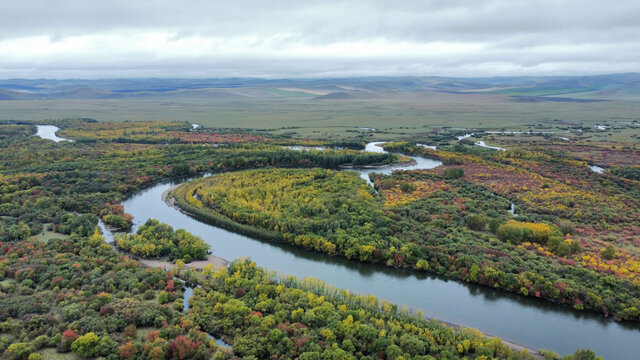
[[475, 141, 506, 151], [589, 165, 605, 174], [35, 125, 72, 142]]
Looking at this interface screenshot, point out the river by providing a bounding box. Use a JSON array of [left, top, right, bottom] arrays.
[[106, 143, 637, 359], [34, 125, 72, 142], [356, 142, 442, 185]]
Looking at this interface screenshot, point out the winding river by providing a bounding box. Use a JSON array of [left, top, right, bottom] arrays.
[[101, 143, 637, 359], [34, 125, 72, 142]]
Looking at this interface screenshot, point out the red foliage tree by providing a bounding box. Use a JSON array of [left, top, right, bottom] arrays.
[[168, 335, 201, 360], [61, 329, 79, 352]]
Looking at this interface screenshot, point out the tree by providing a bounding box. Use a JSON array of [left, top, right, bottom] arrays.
[[399, 182, 415, 193], [71, 332, 100, 358], [4, 342, 35, 360], [444, 168, 464, 179], [8, 222, 31, 241], [466, 214, 486, 231], [601, 245, 615, 260], [88, 229, 104, 247], [60, 329, 78, 352], [169, 335, 202, 360]]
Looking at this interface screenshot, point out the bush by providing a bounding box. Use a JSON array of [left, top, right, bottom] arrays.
[[465, 214, 486, 231], [143, 290, 156, 300], [71, 332, 100, 358], [60, 329, 78, 352], [443, 168, 464, 179], [4, 342, 36, 360], [158, 291, 170, 305], [497, 222, 526, 244], [32, 335, 48, 350], [497, 220, 552, 244], [123, 324, 137, 339], [399, 182, 415, 193], [488, 219, 503, 233], [558, 221, 574, 235], [601, 245, 615, 260]]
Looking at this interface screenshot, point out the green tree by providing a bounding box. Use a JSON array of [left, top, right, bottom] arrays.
[[466, 214, 486, 231], [8, 222, 31, 241], [4, 342, 35, 360], [444, 168, 464, 179], [71, 332, 100, 358], [601, 245, 615, 260]]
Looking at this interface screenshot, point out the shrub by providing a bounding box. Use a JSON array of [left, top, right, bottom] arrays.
[[118, 342, 140, 359], [123, 324, 137, 339], [4, 342, 35, 360], [60, 329, 78, 352], [601, 245, 615, 260], [32, 335, 48, 350], [71, 332, 100, 358], [443, 168, 464, 179], [144, 290, 156, 300], [399, 182, 415, 193], [158, 291, 170, 305], [465, 214, 486, 231], [497, 220, 552, 244]]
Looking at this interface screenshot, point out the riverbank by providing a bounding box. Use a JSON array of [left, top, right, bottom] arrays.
[[139, 255, 228, 271], [113, 185, 230, 272], [338, 157, 416, 169], [163, 176, 544, 358], [115, 144, 638, 359]]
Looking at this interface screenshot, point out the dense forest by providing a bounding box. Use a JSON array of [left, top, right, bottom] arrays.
[[0, 121, 397, 233], [0, 119, 628, 358], [0, 226, 601, 360], [171, 144, 640, 320]]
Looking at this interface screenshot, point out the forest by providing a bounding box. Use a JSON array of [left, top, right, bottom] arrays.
[[171, 142, 640, 320], [0, 119, 624, 359], [0, 225, 600, 360], [0, 120, 397, 233]]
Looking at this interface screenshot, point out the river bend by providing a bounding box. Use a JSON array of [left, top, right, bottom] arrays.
[[106, 143, 637, 359]]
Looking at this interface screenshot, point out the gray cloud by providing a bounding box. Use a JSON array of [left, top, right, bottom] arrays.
[[0, 0, 638, 78]]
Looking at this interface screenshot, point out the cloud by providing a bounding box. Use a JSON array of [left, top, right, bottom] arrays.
[[0, 0, 638, 78]]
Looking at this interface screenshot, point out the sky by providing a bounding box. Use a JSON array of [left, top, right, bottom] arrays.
[[0, 0, 639, 79]]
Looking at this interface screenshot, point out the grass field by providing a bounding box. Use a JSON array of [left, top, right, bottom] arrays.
[[2, 91, 639, 141], [33, 226, 70, 243], [39, 348, 79, 360]]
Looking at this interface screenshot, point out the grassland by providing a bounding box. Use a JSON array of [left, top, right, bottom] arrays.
[[1, 91, 639, 141], [2, 75, 639, 143]]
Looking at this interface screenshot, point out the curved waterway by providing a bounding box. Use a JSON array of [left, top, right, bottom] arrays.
[[34, 125, 72, 142], [356, 142, 442, 185], [107, 142, 638, 359]]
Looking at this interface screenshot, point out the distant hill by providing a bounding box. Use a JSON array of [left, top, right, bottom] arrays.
[[0, 73, 638, 101]]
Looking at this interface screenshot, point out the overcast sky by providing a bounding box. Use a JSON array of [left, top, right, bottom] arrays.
[[0, 0, 639, 78]]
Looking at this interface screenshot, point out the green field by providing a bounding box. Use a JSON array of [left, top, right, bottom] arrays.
[[2, 75, 639, 142], [2, 92, 639, 142]]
